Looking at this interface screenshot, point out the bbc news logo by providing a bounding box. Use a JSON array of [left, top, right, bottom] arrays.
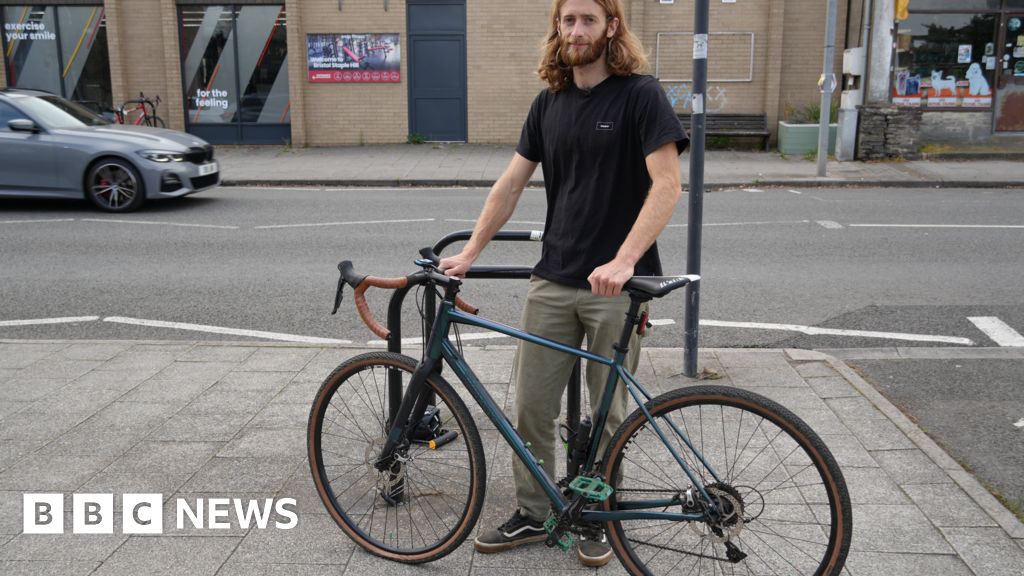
[[23, 494, 298, 534]]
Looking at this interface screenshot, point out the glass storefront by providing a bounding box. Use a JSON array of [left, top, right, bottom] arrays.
[[179, 4, 289, 144], [894, 12, 999, 108], [2, 5, 112, 110]]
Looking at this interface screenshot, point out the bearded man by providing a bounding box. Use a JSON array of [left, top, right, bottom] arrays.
[[440, 0, 687, 566]]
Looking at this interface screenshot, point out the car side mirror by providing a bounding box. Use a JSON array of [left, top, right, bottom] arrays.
[[8, 119, 40, 133]]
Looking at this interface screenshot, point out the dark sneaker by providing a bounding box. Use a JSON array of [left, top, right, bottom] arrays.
[[577, 530, 613, 567], [473, 510, 548, 553]]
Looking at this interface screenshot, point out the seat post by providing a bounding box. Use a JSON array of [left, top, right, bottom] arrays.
[[612, 296, 647, 359]]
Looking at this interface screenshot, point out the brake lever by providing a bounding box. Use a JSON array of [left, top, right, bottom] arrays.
[[332, 266, 346, 315]]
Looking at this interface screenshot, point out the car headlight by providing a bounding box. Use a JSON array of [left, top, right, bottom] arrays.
[[138, 150, 186, 163]]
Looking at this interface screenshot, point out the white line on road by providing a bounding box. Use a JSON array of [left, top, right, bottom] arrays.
[[742, 188, 765, 193], [0, 219, 76, 225], [102, 317, 351, 344], [255, 218, 435, 230], [788, 189, 803, 195], [817, 220, 844, 229], [0, 316, 100, 327], [649, 319, 676, 326], [1014, 418, 1024, 429], [849, 224, 1024, 230], [80, 219, 239, 230], [701, 319, 975, 345], [967, 317, 1024, 347]]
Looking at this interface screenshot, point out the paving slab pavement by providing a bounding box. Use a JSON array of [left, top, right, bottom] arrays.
[[1, 340, 1022, 575]]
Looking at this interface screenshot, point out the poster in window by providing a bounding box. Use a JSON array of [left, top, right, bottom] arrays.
[[307, 33, 401, 83], [957, 44, 972, 64], [893, 70, 921, 107]]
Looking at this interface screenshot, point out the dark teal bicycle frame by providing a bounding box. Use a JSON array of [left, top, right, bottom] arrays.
[[384, 287, 727, 524]]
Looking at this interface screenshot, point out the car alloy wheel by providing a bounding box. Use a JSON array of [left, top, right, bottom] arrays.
[[87, 159, 145, 212]]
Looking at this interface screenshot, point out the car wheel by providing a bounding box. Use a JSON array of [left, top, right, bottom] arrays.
[[85, 158, 145, 212]]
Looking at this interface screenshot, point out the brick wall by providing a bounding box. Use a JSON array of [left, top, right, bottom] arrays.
[[299, 0, 408, 145], [466, 0, 549, 143], [638, 0, 771, 116], [108, 0, 173, 125], [0, 0, 856, 145], [778, 0, 848, 123]]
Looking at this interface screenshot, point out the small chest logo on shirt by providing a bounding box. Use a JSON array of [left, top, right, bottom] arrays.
[[596, 121, 615, 131]]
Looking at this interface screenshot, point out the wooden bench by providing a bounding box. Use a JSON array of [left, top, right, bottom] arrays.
[[677, 113, 770, 151]]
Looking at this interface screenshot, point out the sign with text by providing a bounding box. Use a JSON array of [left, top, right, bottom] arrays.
[[307, 33, 401, 83]]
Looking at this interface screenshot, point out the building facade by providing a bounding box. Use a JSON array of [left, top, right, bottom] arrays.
[[4, 0, 869, 146]]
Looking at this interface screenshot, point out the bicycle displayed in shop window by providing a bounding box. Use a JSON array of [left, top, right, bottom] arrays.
[[307, 245, 852, 575]]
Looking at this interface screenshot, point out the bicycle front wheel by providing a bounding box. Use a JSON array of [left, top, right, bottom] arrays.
[[144, 115, 165, 128], [602, 385, 851, 576], [308, 352, 486, 563]]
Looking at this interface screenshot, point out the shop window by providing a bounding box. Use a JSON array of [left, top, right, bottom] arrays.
[[893, 13, 998, 108], [1, 5, 111, 109], [179, 4, 289, 126]]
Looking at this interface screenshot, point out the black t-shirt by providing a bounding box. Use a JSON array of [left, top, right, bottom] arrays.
[[516, 74, 688, 289]]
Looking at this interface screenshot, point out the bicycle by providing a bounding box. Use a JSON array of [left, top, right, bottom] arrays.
[[117, 92, 165, 128], [308, 248, 852, 575]]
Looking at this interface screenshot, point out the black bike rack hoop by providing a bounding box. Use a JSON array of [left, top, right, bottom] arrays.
[[383, 230, 584, 475]]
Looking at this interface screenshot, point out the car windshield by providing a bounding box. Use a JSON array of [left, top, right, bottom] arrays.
[[15, 95, 110, 129]]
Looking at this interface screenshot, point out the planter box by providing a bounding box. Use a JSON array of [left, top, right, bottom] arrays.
[[778, 121, 837, 156]]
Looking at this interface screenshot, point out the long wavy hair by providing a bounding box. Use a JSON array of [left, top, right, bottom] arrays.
[[538, 0, 649, 92]]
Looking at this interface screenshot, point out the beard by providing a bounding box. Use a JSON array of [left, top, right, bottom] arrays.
[[561, 31, 609, 67]]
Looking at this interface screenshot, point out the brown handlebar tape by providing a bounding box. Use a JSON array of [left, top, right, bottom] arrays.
[[352, 275, 479, 341]]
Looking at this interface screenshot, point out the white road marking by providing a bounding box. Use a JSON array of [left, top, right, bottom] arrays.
[[255, 218, 434, 230], [368, 331, 509, 347], [102, 317, 351, 344], [80, 219, 239, 230], [788, 189, 803, 195], [742, 188, 765, 193], [701, 319, 975, 345], [1014, 418, 1024, 429], [967, 317, 1024, 347], [817, 220, 844, 229], [0, 218, 76, 225], [0, 316, 100, 327], [849, 224, 1024, 230], [649, 319, 676, 326]]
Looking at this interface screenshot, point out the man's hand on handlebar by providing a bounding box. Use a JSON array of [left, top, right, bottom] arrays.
[[439, 251, 477, 279]]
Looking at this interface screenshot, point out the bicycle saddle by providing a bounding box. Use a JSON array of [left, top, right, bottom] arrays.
[[623, 275, 700, 299]]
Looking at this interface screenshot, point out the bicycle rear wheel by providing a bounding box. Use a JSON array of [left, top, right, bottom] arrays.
[[308, 352, 486, 563], [602, 385, 851, 575]]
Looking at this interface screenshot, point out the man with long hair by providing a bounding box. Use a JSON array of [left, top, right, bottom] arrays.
[[440, 0, 687, 566]]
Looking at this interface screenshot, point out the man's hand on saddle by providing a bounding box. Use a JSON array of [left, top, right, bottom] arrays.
[[588, 258, 634, 297]]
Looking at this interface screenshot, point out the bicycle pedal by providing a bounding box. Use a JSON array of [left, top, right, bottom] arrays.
[[542, 517, 574, 552], [569, 476, 614, 501]]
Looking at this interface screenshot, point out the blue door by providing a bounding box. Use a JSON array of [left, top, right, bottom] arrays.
[[408, 0, 466, 142]]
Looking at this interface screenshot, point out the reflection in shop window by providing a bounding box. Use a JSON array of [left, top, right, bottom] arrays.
[[2, 5, 111, 109], [893, 13, 997, 108], [179, 4, 289, 125]]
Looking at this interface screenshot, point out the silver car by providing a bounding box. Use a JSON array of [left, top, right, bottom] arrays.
[[0, 88, 219, 212]]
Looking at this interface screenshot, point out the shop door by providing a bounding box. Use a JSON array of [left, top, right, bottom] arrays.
[[995, 14, 1024, 131], [179, 5, 290, 144], [407, 0, 466, 141]]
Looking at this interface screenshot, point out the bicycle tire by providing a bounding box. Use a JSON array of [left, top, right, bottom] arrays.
[[308, 352, 486, 563], [150, 116, 165, 128], [601, 385, 851, 576]]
